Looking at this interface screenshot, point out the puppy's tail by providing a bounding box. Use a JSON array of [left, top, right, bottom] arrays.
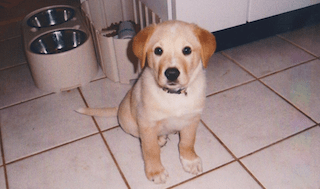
[[76, 107, 118, 117]]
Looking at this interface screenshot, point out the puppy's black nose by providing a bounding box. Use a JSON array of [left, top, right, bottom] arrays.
[[165, 68, 180, 81]]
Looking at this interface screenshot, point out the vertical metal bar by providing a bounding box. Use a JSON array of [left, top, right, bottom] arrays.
[[152, 12, 156, 24], [167, 0, 172, 20], [145, 6, 149, 26], [133, 0, 138, 24], [138, 1, 144, 29]]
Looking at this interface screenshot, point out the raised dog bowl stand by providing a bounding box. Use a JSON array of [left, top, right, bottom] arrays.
[[97, 34, 140, 84], [80, 1, 140, 84], [22, 5, 98, 92]]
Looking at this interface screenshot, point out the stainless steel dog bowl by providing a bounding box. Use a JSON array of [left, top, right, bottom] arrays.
[[27, 7, 74, 28], [22, 5, 98, 92], [30, 29, 87, 54]]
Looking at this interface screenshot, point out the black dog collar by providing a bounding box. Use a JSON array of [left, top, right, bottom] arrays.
[[162, 87, 187, 95]]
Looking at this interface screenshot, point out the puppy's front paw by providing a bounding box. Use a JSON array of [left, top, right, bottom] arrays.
[[180, 156, 203, 175], [146, 166, 169, 184]]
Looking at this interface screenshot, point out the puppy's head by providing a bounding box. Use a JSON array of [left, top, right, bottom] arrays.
[[133, 21, 216, 93]]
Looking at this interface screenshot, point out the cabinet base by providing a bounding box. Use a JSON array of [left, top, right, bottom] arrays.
[[213, 3, 320, 52]]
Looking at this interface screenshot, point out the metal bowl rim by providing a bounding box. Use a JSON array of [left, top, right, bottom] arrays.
[[23, 5, 76, 27], [29, 29, 89, 55], [26, 7, 75, 28]]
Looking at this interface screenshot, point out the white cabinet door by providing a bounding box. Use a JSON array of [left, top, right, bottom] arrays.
[[174, 0, 248, 32], [248, 0, 320, 22]]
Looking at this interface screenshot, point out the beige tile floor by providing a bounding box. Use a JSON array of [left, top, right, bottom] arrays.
[[1, 4, 320, 189]]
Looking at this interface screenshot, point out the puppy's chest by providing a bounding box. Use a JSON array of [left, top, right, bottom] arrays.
[[148, 93, 204, 134], [157, 113, 199, 135], [152, 92, 203, 118]]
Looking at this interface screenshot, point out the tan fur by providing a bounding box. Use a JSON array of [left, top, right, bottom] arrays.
[[77, 20, 216, 184]]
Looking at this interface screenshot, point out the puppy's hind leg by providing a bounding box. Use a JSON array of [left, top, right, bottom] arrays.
[[117, 92, 140, 138]]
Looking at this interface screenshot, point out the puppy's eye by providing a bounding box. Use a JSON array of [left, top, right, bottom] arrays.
[[182, 46, 192, 55], [154, 47, 163, 56]]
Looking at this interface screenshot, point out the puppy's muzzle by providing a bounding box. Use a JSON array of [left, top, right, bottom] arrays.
[[163, 67, 186, 95], [165, 67, 180, 83]]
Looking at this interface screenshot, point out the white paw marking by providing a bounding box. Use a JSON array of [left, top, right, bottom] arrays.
[[180, 156, 203, 175], [151, 169, 169, 184]]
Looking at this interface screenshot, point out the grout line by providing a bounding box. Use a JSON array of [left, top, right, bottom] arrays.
[[200, 120, 266, 189], [0, 92, 55, 111], [0, 62, 27, 72], [256, 58, 318, 80], [200, 120, 236, 158], [221, 52, 318, 124], [77, 88, 131, 189], [239, 124, 319, 160], [205, 46, 315, 98], [0, 34, 22, 43], [206, 79, 257, 98], [235, 160, 266, 189], [5, 132, 100, 166], [0, 117, 10, 189], [167, 160, 236, 189], [101, 125, 121, 133], [220, 51, 316, 81], [276, 35, 319, 58], [220, 52, 259, 79], [257, 79, 318, 124], [91, 117, 131, 189]]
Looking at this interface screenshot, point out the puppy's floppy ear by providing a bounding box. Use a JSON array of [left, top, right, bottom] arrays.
[[132, 24, 156, 68], [193, 25, 216, 68]]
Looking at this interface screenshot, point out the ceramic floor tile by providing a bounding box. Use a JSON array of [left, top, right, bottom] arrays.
[[6, 134, 127, 189], [174, 162, 262, 189], [279, 23, 320, 57], [201, 81, 314, 158], [0, 64, 50, 109], [80, 78, 132, 130], [241, 126, 320, 189], [262, 59, 320, 123], [1, 90, 97, 162], [206, 53, 254, 95], [223, 36, 315, 77], [0, 36, 26, 70], [0, 21, 21, 41], [0, 167, 6, 189], [104, 123, 234, 188]]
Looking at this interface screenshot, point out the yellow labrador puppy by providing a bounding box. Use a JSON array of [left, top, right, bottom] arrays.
[[78, 20, 216, 184]]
